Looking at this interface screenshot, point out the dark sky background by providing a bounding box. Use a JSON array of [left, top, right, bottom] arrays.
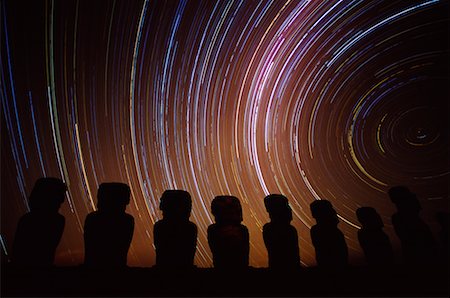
[[1, 0, 449, 267]]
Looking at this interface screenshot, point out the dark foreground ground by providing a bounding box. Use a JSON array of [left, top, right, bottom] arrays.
[[2, 264, 449, 297]]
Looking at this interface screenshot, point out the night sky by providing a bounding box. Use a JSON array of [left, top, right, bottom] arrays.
[[1, 0, 449, 268]]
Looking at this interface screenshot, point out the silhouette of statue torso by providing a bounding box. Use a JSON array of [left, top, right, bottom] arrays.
[[310, 200, 348, 268], [84, 183, 134, 268], [389, 186, 436, 265], [356, 207, 393, 266], [12, 177, 67, 267], [208, 196, 249, 270], [263, 194, 300, 270], [154, 190, 197, 269], [436, 212, 449, 263]]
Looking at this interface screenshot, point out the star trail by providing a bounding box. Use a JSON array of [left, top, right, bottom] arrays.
[[1, 0, 449, 267]]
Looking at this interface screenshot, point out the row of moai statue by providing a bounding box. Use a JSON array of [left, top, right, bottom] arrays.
[[10, 178, 449, 269]]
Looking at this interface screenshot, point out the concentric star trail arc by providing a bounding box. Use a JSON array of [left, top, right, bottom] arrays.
[[1, 0, 448, 267]]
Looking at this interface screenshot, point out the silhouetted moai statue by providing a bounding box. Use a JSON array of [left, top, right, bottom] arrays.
[[310, 200, 348, 268], [356, 207, 394, 266], [436, 211, 449, 263], [84, 183, 134, 268], [208, 195, 249, 270], [263, 194, 300, 270], [154, 190, 197, 269], [388, 186, 436, 265], [12, 177, 67, 267]]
